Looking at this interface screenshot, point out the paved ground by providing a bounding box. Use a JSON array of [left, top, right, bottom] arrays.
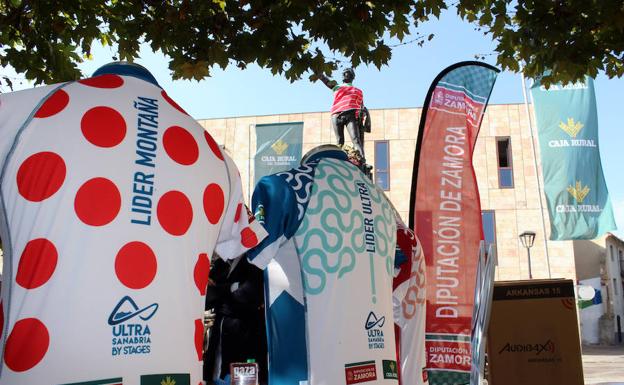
[[583, 345, 624, 385]]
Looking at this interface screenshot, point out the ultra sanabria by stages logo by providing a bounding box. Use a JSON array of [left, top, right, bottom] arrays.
[[365, 311, 385, 349], [108, 296, 159, 356]]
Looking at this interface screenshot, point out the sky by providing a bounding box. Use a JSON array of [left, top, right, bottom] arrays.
[[2, 7, 623, 238]]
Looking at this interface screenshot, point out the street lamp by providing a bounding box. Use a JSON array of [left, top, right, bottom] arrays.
[[519, 231, 536, 279]]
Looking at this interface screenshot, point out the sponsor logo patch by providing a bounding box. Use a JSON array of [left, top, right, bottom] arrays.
[[108, 296, 158, 325], [231, 362, 259, 385], [382, 360, 398, 380], [140, 373, 190, 385], [109, 296, 158, 357], [364, 311, 385, 330], [498, 339, 555, 355], [365, 311, 385, 349], [345, 361, 377, 384], [59, 378, 122, 385]]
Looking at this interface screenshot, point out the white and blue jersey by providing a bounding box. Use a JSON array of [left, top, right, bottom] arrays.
[[248, 149, 400, 385]]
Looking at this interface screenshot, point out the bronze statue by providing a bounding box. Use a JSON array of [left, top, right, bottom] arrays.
[[318, 68, 369, 163]]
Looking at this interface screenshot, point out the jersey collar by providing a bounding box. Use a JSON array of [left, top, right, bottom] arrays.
[[304, 148, 349, 164], [92, 62, 160, 88]]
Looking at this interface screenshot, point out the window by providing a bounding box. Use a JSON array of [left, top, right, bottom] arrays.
[[481, 210, 497, 251], [610, 245, 615, 262], [374, 141, 390, 190], [496, 137, 514, 188], [614, 278, 619, 296]]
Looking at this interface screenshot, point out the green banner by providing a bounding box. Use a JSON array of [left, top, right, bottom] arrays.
[[254, 122, 303, 186], [531, 77, 616, 240]]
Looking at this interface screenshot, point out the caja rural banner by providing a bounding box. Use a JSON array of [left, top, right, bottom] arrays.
[[254, 122, 303, 185], [409, 62, 498, 385], [530, 77, 616, 240]]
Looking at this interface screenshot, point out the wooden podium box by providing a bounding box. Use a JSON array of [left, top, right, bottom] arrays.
[[487, 279, 584, 385]]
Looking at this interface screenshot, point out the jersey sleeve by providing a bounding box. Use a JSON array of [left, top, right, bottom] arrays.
[[214, 152, 268, 261], [394, 241, 408, 270], [393, 225, 427, 385], [393, 217, 426, 323], [246, 174, 299, 269], [392, 213, 411, 270], [0, 84, 62, 171]]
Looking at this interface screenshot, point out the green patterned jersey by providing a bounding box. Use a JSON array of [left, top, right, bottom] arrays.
[[249, 149, 400, 385]]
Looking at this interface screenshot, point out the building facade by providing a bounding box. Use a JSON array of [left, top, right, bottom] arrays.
[[198, 103, 579, 282], [574, 233, 624, 344], [604, 234, 624, 343]]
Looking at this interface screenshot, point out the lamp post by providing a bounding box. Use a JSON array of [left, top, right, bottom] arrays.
[[519, 231, 536, 279]]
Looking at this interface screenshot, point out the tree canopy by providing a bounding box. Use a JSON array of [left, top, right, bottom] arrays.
[[1, 0, 623, 89]]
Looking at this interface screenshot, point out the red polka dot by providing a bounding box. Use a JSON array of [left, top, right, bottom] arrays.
[[234, 203, 243, 223], [194, 253, 211, 296], [115, 242, 157, 289], [4, 318, 49, 372], [16, 239, 58, 289], [194, 319, 204, 361], [34, 89, 69, 118], [161, 90, 188, 115], [17, 152, 66, 202], [204, 131, 224, 161], [78, 74, 124, 88], [157, 191, 193, 236], [203, 184, 225, 225], [241, 227, 259, 248], [74, 177, 121, 226], [81, 106, 126, 148], [163, 126, 199, 165]]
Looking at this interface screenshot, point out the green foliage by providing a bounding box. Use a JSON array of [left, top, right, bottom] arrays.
[[1, 0, 623, 88], [458, 0, 624, 87]]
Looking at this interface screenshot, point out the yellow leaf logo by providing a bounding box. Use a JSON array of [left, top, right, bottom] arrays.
[[558, 118, 584, 138], [161, 377, 176, 385], [271, 139, 289, 155], [567, 181, 590, 203]]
